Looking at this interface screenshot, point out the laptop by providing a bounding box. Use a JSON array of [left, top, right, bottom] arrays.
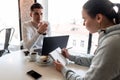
[[34, 35, 69, 55]]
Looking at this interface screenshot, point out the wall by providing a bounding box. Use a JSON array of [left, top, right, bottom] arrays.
[[20, 0, 35, 23]]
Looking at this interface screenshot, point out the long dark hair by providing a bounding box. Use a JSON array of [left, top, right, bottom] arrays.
[[83, 0, 120, 24]]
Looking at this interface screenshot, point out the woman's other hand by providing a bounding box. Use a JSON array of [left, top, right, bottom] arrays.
[[54, 60, 64, 72]]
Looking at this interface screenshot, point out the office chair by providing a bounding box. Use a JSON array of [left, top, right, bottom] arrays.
[[0, 28, 15, 57]]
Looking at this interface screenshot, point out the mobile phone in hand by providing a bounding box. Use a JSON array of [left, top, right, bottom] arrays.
[[27, 70, 42, 79]]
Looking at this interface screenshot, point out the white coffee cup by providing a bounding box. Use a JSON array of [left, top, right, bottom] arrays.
[[30, 52, 37, 61]]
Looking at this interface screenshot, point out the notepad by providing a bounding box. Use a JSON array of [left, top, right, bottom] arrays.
[[49, 47, 68, 66]]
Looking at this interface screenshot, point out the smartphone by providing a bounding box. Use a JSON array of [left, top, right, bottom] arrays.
[[27, 70, 42, 79]]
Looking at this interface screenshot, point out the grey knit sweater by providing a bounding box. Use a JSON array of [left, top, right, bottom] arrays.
[[62, 24, 120, 80]]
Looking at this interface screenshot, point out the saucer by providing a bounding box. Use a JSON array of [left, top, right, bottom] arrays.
[[26, 57, 36, 62], [43, 59, 51, 63], [37, 57, 52, 66], [38, 58, 50, 64]]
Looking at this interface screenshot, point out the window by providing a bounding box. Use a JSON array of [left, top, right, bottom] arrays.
[[37, 0, 120, 55], [0, 0, 20, 51], [37, 0, 89, 54]]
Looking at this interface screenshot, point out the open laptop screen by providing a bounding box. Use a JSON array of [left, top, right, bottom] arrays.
[[41, 35, 69, 55]]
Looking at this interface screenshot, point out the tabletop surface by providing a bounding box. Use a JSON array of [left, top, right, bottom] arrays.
[[0, 50, 88, 80]]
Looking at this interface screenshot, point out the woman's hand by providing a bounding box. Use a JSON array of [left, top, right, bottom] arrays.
[[54, 60, 64, 72], [61, 48, 70, 58]]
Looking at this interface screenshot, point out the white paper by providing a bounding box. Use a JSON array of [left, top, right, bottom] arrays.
[[49, 47, 68, 66]]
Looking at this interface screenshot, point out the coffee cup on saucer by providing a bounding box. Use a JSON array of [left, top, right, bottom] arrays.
[[39, 56, 50, 64], [29, 52, 38, 62]]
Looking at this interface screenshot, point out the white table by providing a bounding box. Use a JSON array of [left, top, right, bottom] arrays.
[[0, 50, 88, 80]]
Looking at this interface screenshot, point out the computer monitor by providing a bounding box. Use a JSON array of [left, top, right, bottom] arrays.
[[41, 35, 69, 55]]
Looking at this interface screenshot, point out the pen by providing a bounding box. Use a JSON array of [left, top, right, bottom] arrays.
[[67, 47, 73, 50]]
